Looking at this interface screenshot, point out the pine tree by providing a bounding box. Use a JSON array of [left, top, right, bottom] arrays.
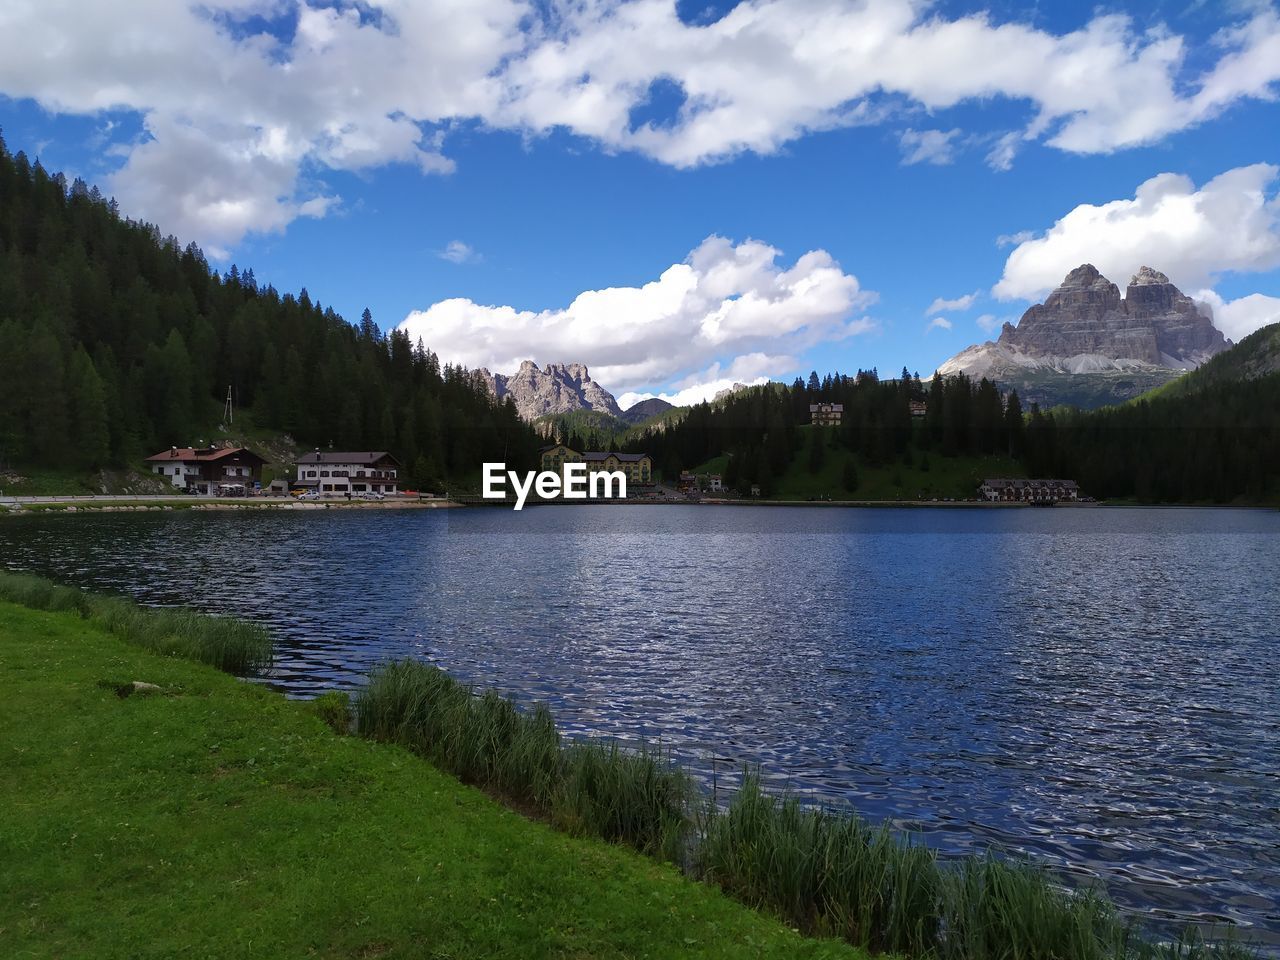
[[842, 458, 859, 493], [67, 348, 110, 469]]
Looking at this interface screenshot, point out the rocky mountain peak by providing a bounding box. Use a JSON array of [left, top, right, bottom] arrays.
[[477, 360, 622, 421], [936, 262, 1232, 409], [1129, 266, 1170, 286], [998, 264, 1226, 366]]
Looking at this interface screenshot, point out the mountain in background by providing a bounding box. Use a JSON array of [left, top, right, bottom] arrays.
[[938, 265, 1231, 408], [478, 361, 623, 421], [619, 397, 674, 424]]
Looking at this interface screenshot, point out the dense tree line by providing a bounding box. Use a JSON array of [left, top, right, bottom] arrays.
[[1025, 376, 1279, 503], [626, 368, 1027, 495], [0, 134, 538, 488]]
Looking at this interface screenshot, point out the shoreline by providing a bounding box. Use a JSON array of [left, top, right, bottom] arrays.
[[0, 594, 855, 959], [3, 495, 1275, 514], [0, 574, 1254, 959], [0, 495, 463, 514]]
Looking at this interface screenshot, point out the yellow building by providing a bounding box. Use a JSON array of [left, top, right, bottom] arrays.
[[539, 444, 653, 487]]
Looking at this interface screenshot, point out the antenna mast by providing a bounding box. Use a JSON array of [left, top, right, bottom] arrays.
[[222, 386, 233, 426]]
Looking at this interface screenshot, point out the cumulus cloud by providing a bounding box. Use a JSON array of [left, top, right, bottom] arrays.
[[927, 316, 953, 332], [618, 354, 785, 409], [995, 163, 1280, 301], [899, 128, 963, 166], [4, 1, 1280, 250], [926, 291, 980, 315], [976, 313, 1003, 333], [438, 240, 479, 264], [397, 236, 876, 396], [1192, 289, 1280, 341]]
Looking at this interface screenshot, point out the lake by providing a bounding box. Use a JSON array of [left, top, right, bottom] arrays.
[[2, 505, 1277, 946]]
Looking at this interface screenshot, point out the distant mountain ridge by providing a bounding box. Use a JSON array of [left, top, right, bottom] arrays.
[[478, 361, 623, 420], [619, 397, 674, 424], [938, 264, 1232, 408]]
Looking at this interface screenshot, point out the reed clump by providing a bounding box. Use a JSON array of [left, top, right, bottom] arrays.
[[357, 660, 1254, 960], [0, 570, 272, 674], [0, 570, 91, 615], [355, 659, 688, 858]]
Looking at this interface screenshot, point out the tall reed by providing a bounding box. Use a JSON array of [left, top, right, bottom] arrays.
[[355, 659, 688, 858], [0, 569, 272, 674], [356, 660, 1254, 960]]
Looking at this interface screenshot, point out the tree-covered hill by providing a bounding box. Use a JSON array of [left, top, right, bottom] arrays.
[[625, 368, 1033, 496], [1138, 321, 1280, 402], [0, 133, 537, 490], [1029, 329, 1280, 503]]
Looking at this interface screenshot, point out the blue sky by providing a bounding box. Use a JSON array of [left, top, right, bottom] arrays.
[[2, 0, 1279, 406]]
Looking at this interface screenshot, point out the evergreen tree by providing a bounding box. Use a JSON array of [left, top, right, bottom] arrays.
[[808, 426, 826, 473], [842, 458, 859, 493], [67, 347, 110, 469]]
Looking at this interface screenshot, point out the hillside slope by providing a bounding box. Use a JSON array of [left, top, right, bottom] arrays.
[[1138, 321, 1280, 401], [0, 137, 537, 487]]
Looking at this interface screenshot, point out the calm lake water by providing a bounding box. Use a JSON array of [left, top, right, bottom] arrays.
[[2, 505, 1277, 945]]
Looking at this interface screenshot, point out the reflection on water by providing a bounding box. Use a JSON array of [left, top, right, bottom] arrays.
[[2, 505, 1278, 945]]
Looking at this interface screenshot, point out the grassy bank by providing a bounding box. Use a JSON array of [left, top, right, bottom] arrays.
[[0, 574, 1251, 959], [0, 570, 270, 674], [0, 600, 861, 959], [355, 662, 1247, 960]]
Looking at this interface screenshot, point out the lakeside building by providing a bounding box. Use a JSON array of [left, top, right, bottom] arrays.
[[538, 445, 654, 488], [677, 471, 697, 493], [909, 400, 928, 418], [809, 403, 844, 426], [979, 478, 1080, 503], [707, 474, 723, 493], [145, 446, 265, 496], [294, 451, 401, 496]]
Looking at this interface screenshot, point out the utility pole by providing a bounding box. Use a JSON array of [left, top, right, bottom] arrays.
[[222, 385, 233, 427]]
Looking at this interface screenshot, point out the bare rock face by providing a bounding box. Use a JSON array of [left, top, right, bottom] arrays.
[[478, 361, 623, 420], [936, 264, 1231, 408], [997, 264, 1227, 366]]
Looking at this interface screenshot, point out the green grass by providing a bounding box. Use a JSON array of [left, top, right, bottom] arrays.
[[354, 662, 1251, 960], [0, 577, 1256, 960], [0, 570, 272, 674], [356, 660, 689, 860], [693, 776, 1244, 960], [0, 601, 861, 959]]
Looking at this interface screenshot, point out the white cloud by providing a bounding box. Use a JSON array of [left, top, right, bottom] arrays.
[[618, 354, 785, 408], [996, 230, 1036, 248], [1192, 288, 1280, 340], [397, 235, 876, 396], [438, 240, 479, 264], [899, 128, 962, 166], [3, 2, 1280, 250], [995, 163, 1280, 301], [976, 313, 1003, 333], [926, 291, 980, 315], [927, 316, 953, 332], [986, 132, 1022, 172]]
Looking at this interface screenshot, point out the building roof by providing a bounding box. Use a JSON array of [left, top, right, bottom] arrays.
[[296, 451, 401, 466], [582, 451, 648, 463], [145, 446, 265, 464], [809, 403, 844, 412], [982, 478, 1079, 488], [540, 445, 648, 463]]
